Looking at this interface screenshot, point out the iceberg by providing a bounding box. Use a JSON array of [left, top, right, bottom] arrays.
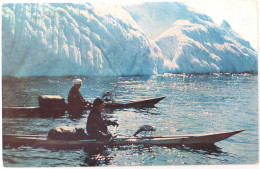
[[2, 3, 165, 76], [126, 2, 257, 74], [155, 19, 257, 73], [2, 2, 257, 76]]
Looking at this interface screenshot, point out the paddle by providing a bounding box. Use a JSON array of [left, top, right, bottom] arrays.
[[110, 125, 155, 141], [109, 125, 118, 142], [133, 125, 156, 137], [112, 125, 118, 136], [108, 118, 120, 142]]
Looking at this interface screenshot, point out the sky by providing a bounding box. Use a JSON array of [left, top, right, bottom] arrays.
[[0, 0, 259, 49]]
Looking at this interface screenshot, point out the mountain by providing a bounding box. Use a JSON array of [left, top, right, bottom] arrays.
[[2, 2, 257, 76]]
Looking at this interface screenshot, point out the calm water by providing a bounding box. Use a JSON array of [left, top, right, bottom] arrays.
[[2, 74, 258, 166]]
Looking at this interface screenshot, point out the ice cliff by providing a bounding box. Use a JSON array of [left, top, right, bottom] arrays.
[[2, 2, 257, 76]]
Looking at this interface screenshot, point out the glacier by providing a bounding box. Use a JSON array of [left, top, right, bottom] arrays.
[[155, 20, 257, 73], [2, 2, 258, 76]]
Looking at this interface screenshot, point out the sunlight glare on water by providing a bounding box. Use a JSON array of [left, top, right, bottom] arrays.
[[2, 73, 258, 167]]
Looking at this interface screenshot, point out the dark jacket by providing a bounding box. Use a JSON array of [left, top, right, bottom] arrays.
[[68, 86, 85, 106], [86, 108, 112, 139]]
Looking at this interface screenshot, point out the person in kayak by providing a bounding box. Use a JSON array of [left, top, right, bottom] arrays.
[[86, 98, 119, 139], [68, 78, 90, 107]]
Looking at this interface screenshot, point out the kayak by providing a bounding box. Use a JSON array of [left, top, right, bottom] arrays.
[[2, 96, 166, 118], [2, 106, 66, 118], [104, 96, 166, 109], [3, 130, 244, 149]]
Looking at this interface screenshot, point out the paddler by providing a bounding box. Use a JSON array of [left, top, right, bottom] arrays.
[[68, 78, 90, 107], [86, 98, 119, 139]]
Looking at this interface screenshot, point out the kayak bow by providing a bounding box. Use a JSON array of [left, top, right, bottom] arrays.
[[104, 96, 166, 109]]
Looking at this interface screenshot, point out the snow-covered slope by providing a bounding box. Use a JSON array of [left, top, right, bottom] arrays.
[[155, 20, 257, 73], [2, 3, 165, 76], [126, 2, 257, 74], [2, 2, 257, 76]]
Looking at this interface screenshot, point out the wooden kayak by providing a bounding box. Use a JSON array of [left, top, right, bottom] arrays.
[[2, 96, 166, 118], [3, 130, 244, 149], [104, 96, 166, 109]]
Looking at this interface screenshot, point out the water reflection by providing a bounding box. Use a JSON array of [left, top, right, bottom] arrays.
[[173, 144, 225, 156], [2, 74, 258, 166], [67, 108, 87, 119], [82, 146, 113, 166], [102, 109, 115, 114], [2, 108, 67, 118], [132, 107, 161, 115]]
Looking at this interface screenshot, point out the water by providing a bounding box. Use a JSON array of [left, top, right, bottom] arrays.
[[2, 74, 258, 167]]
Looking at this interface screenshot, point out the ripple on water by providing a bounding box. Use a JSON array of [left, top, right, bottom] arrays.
[[2, 74, 258, 166]]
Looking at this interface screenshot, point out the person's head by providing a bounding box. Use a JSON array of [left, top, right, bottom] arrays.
[[93, 98, 104, 112], [73, 78, 82, 89]]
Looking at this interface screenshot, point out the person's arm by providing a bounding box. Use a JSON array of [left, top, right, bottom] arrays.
[[78, 93, 92, 106], [83, 100, 92, 107], [89, 126, 112, 139]]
